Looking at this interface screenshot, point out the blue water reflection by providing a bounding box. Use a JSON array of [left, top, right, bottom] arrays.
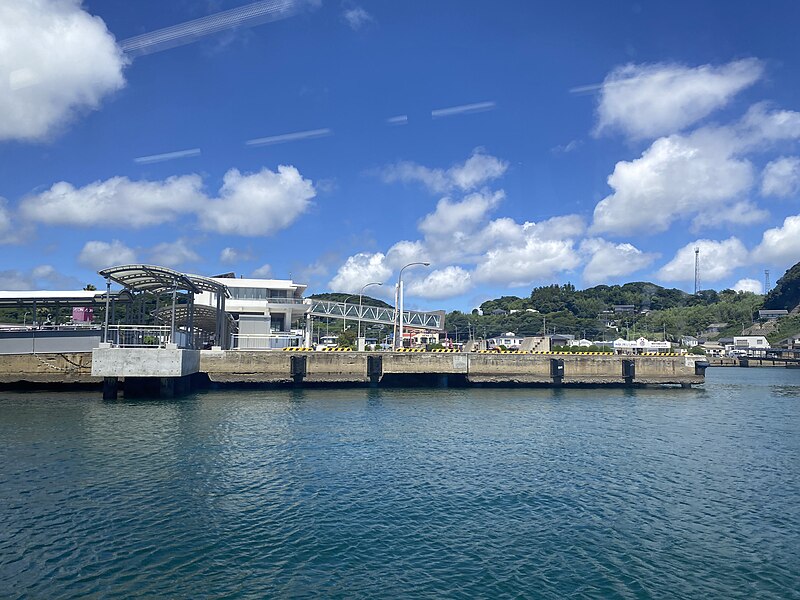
[[1, 368, 798, 598]]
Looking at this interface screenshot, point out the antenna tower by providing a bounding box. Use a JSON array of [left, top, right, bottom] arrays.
[[764, 269, 770, 293], [694, 247, 700, 295]]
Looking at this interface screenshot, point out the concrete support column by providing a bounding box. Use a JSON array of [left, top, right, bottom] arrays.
[[103, 377, 118, 400], [159, 377, 175, 398]]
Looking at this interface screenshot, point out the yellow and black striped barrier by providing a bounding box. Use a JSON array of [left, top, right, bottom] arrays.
[[283, 347, 314, 352], [395, 348, 425, 352], [318, 347, 353, 352], [430, 348, 459, 353]]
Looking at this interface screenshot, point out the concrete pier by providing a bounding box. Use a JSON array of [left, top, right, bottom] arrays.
[[199, 351, 708, 386], [0, 350, 709, 390], [91, 346, 201, 398]]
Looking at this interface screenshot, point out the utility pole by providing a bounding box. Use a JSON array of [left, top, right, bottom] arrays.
[[765, 269, 770, 293]]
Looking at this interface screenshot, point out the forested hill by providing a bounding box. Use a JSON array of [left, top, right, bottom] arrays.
[[480, 282, 695, 317], [763, 261, 800, 312], [447, 282, 763, 342]]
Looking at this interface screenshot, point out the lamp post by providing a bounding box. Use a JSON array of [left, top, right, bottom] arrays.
[[395, 262, 430, 349], [343, 295, 355, 333], [358, 282, 382, 343]]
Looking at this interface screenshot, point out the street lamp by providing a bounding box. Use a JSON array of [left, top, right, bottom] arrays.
[[358, 282, 382, 343], [343, 295, 355, 333], [395, 261, 430, 349]]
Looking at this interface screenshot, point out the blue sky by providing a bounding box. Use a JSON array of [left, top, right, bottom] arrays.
[[2, 0, 800, 310]]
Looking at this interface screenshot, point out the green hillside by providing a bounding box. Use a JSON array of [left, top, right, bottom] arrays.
[[763, 262, 800, 312]]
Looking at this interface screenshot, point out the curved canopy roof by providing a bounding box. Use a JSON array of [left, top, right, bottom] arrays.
[[98, 265, 202, 294], [153, 304, 235, 334], [185, 273, 230, 297]]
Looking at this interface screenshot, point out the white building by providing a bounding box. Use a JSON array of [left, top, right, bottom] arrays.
[[613, 336, 673, 355], [195, 275, 309, 349], [729, 335, 770, 357], [487, 332, 525, 349]]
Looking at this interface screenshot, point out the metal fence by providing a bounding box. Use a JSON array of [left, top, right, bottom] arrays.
[[231, 333, 304, 350], [106, 325, 173, 348]]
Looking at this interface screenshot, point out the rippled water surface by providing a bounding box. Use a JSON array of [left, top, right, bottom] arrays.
[[2, 368, 799, 599]]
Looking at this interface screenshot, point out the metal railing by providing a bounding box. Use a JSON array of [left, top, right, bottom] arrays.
[[231, 333, 304, 350], [106, 325, 172, 348]]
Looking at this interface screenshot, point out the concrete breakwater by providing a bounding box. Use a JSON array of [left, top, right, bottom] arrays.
[[0, 350, 707, 388]]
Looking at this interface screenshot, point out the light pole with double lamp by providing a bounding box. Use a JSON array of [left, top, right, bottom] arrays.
[[395, 262, 430, 349], [357, 282, 382, 348]]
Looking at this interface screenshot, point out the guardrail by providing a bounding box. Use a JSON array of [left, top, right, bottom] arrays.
[[106, 325, 172, 348], [231, 333, 304, 350]]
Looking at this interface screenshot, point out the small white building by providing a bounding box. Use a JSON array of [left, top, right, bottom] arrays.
[[614, 336, 673, 355], [568, 338, 595, 348], [403, 328, 440, 347], [487, 332, 525, 349], [729, 335, 770, 357]]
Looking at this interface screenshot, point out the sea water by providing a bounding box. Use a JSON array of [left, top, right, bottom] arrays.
[[1, 368, 798, 599]]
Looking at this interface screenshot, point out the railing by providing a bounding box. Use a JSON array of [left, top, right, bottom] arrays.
[[106, 325, 172, 348], [231, 333, 304, 350]]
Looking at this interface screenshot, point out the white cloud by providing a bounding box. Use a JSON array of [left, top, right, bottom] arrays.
[[657, 238, 749, 283], [751, 214, 800, 266], [407, 267, 472, 299], [418, 190, 503, 237], [591, 103, 800, 236], [385, 240, 428, 270], [761, 156, 800, 198], [0, 198, 22, 244], [78, 240, 137, 270], [199, 166, 315, 236], [328, 252, 393, 293], [252, 263, 273, 278], [580, 238, 657, 285], [691, 200, 769, 230], [738, 103, 800, 146], [30, 264, 82, 289], [219, 247, 253, 264], [595, 59, 763, 139], [20, 165, 316, 237], [381, 149, 508, 194], [473, 236, 581, 287], [0, 0, 126, 142], [732, 278, 763, 294], [20, 174, 204, 227], [0, 270, 35, 291], [148, 239, 200, 268], [591, 131, 754, 236], [342, 6, 373, 30], [0, 265, 80, 290]]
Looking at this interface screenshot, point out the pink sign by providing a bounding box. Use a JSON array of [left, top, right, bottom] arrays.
[[72, 307, 94, 323]]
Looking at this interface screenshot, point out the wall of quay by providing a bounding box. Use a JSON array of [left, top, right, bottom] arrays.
[[0, 351, 707, 387]]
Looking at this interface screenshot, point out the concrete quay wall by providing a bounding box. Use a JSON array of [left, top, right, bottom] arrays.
[[201, 351, 706, 386], [0, 352, 97, 384], [0, 351, 707, 387]]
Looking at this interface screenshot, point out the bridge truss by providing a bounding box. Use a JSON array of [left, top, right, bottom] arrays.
[[308, 299, 445, 331]]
